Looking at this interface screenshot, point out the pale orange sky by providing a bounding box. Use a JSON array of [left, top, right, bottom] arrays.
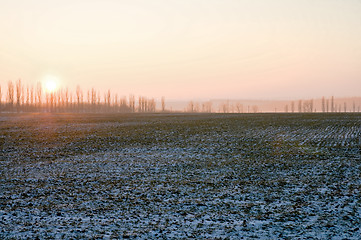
[[0, 0, 360, 100]]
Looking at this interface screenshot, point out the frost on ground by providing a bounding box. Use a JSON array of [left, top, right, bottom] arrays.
[[1, 113, 361, 239]]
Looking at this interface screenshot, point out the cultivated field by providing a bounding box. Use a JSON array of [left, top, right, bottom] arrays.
[[1, 113, 360, 239]]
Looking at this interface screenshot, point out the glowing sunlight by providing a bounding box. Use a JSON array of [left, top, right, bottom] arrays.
[[43, 75, 59, 93]]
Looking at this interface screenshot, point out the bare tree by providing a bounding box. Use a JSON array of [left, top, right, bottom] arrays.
[[326, 99, 329, 113], [130, 95, 134, 112], [21, 85, 25, 107], [65, 88, 69, 110], [97, 91, 101, 112], [16, 79, 22, 112], [221, 101, 230, 113], [236, 102, 243, 113], [107, 90, 111, 110], [50, 91, 55, 112], [298, 100, 302, 113], [222, 102, 227, 113], [91, 88, 96, 111], [26, 85, 30, 109], [76, 85, 82, 112], [69, 92, 73, 112], [0, 85, 2, 112], [120, 96, 128, 112], [36, 82, 42, 110], [291, 101, 294, 113], [303, 100, 312, 113], [30, 85, 34, 107], [161, 96, 165, 112], [203, 101, 212, 113], [80, 89, 83, 111], [129, 95, 135, 113], [331, 96, 334, 112], [252, 105, 259, 113], [138, 96, 142, 112], [187, 101, 194, 113], [114, 94, 118, 112], [322, 96, 325, 113], [58, 89, 63, 110], [148, 98, 156, 112], [194, 102, 200, 113], [45, 92, 49, 112], [7, 81, 14, 110]]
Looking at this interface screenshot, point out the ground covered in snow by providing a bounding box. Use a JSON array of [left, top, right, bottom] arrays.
[[1, 113, 361, 239]]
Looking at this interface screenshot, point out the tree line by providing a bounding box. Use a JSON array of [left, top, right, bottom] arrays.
[[0, 80, 360, 113], [185, 97, 360, 113], [0, 80, 157, 113], [283, 97, 360, 113]]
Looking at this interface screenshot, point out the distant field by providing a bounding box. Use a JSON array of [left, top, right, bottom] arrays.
[[1, 113, 361, 239]]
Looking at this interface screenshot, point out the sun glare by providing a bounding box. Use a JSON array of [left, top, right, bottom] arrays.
[[43, 76, 59, 93]]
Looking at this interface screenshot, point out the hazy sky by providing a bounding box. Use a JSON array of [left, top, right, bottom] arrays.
[[0, 0, 360, 100]]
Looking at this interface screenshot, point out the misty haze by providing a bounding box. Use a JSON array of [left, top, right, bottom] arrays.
[[1, 0, 361, 239]]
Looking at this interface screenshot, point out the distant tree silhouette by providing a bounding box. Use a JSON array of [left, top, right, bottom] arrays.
[[36, 82, 42, 110], [161, 96, 165, 112], [25, 85, 30, 109], [15, 79, 22, 112], [203, 101, 212, 113], [193, 102, 200, 113], [221, 102, 227, 113], [129, 95, 135, 112], [187, 101, 194, 113], [252, 105, 259, 113], [138, 96, 142, 112], [76, 85, 82, 112], [21, 85, 25, 107], [120, 96, 128, 112], [230, 103, 234, 113], [236, 102, 243, 113], [298, 100, 302, 113], [30, 86, 34, 109], [322, 96, 325, 113], [50, 92, 55, 112], [326, 99, 329, 113], [7, 81, 14, 110], [106, 90, 111, 110], [91, 88, 96, 111], [148, 98, 156, 112], [0, 85, 2, 112], [65, 88, 69, 110], [331, 96, 334, 112], [97, 91, 101, 112], [69, 92, 74, 111], [113, 94, 118, 112]]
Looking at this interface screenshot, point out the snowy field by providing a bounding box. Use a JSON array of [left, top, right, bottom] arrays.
[[1, 113, 361, 239]]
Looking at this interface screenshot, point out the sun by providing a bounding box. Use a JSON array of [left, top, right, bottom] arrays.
[[43, 75, 59, 93]]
